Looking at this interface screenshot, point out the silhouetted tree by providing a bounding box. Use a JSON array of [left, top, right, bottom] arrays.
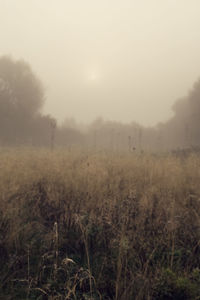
[[0, 56, 46, 144]]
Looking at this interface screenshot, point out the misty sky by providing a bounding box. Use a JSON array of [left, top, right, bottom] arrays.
[[1, 0, 200, 126]]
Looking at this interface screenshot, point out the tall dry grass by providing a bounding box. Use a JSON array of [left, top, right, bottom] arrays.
[[0, 148, 200, 299]]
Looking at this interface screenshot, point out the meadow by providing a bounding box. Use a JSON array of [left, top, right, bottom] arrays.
[[0, 148, 200, 299]]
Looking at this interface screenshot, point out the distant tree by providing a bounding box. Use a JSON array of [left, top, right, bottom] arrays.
[[0, 56, 44, 114], [0, 56, 45, 144]]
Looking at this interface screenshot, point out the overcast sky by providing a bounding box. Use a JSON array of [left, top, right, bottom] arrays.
[[1, 0, 200, 126]]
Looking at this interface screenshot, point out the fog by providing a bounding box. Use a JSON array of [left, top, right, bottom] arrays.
[[1, 0, 200, 127]]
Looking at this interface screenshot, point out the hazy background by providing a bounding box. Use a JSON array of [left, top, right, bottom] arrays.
[[1, 0, 200, 126]]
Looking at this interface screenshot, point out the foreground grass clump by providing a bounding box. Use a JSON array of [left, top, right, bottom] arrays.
[[0, 148, 200, 299]]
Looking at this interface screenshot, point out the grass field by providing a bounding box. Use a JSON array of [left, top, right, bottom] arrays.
[[0, 148, 200, 299]]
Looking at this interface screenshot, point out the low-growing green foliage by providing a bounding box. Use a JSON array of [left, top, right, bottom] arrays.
[[0, 148, 200, 299]]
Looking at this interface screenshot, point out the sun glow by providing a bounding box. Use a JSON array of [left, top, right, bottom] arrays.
[[88, 71, 98, 81], [84, 66, 101, 84]]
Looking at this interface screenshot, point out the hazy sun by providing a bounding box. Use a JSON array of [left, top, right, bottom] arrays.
[[88, 71, 98, 81], [84, 65, 101, 83]]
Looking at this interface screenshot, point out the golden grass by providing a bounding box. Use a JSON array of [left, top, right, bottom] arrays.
[[0, 148, 200, 299]]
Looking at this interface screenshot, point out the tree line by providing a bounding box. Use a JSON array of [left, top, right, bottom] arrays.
[[1, 55, 200, 151]]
